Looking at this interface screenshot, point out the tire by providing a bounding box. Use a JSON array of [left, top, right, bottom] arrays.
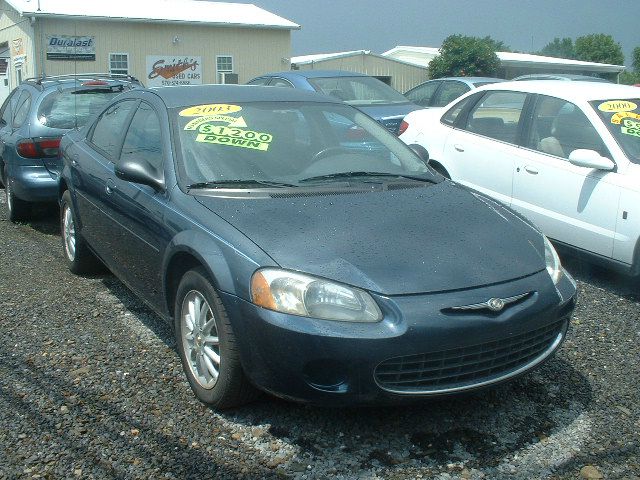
[[5, 176, 31, 222], [60, 190, 101, 274], [174, 267, 259, 409]]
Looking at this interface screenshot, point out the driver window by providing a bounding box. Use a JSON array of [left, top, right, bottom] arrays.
[[120, 102, 163, 173], [529, 96, 606, 160]]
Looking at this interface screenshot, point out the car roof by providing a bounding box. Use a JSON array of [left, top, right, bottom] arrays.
[[256, 70, 372, 80], [513, 73, 610, 82], [149, 84, 344, 108], [474, 80, 640, 102]]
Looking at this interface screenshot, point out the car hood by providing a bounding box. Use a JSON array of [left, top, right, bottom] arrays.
[[354, 102, 421, 121], [195, 181, 546, 295]]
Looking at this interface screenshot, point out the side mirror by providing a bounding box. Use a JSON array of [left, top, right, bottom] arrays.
[[115, 158, 164, 191], [568, 149, 615, 171], [408, 144, 429, 164]]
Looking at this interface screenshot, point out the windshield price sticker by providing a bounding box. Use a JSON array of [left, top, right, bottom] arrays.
[[621, 118, 640, 138], [179, 104, 242, 117], [183, 115, 247, 130], [611, 111, 640, 125], [598, 100, 638, 113], [195, 125, 273, 151]]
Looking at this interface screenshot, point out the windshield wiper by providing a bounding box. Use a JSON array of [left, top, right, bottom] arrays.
[[299, 171, 436, 184], [187, 179, 298, 190]]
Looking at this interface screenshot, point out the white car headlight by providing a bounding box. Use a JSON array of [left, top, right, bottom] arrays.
[[543, 236, 562, 285], [251, 268, 382, 322]]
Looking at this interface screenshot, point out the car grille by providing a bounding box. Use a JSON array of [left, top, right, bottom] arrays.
[[374, 320, 566, 394], [380, 117, 402, 134]]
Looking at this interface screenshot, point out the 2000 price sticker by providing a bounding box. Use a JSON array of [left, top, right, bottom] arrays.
[[199, 124, 273, 143]]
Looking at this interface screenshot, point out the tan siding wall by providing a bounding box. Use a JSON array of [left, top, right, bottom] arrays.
[[297, 55, 429, 92], [0, 0, 37, 88], [33, 18, 291, 84]]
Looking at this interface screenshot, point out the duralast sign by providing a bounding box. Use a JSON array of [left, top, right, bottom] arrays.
[[46, 36, 96, 61], [146, 56, 202, 87]]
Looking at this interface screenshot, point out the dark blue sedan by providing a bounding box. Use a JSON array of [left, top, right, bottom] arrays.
[[59, 85, 576, 409], [247, 70, 421, 134]]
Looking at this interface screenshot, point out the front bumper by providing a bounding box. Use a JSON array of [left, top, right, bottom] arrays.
[[221, 269, 576, 405]]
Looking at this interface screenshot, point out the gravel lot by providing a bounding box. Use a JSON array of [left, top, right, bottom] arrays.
[[0, 196, 639, 480]]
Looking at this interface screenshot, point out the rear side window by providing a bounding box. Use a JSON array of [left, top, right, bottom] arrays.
[[442, 93, 480, 126], [12, 90, 31, 128], [90, 100, 137, 159], [463, 91, 527, 144], [405, 81, 440, 107], [38, 87, 127, 129], [270, 78, 294, 88], [431, 81, 470, 107]]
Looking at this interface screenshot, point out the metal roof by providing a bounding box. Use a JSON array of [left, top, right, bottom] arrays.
[[6, 0, 300, 30], [291, 50, 428, 70], [382, 46, 625, 73]]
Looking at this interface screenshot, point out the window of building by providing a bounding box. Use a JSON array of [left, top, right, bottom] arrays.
[[216, 55, 233, 83], [109, 53, 129, 76]]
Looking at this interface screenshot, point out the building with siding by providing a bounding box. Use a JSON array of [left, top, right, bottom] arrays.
[[0, 0, 299, 98], [382, 46, 626, 81], [291, 50, 429, 93]]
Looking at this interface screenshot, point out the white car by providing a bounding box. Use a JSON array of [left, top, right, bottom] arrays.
[[399, 81, 640, 275]]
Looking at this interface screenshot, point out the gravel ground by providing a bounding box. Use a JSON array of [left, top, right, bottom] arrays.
[[0, 196, 639, 480]]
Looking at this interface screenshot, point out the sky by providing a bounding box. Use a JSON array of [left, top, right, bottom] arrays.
[[235, 0, 639, 67]]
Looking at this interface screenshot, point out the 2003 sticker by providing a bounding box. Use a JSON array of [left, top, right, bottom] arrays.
[[195, 125, 273, 151], [621, 118, 640, 138], [179, 104, 242, 117], [598, 100, 638, 113]]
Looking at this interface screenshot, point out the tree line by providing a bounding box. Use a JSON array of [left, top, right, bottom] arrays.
[[428, 34, 640, 85]]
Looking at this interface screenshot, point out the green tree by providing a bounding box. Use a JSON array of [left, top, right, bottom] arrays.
[[429, 35, 501, 79], [482, 36, 511, 52], [633, 46, 640, 73], [574, 34, 624, 65], [540, 37, 575, 59]]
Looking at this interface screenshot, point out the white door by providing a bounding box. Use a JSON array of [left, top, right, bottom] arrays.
[[511, 95, 619, 258], [443, 90, 529, 205]]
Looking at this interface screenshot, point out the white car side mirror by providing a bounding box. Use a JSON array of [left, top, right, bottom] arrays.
[[568, 149, 615, 171]]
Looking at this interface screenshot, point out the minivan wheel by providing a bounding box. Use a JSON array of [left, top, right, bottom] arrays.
[[60, 190, 101, 274], [174, 268, 259, 409], [5, 178, 31, 222]]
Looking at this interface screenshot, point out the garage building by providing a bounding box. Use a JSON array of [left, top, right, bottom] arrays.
[[0, 0, 299, 99], [291, 50, 429, 93]]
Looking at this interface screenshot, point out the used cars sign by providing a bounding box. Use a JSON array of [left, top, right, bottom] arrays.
[[146, 56, 202, 87], [46, 35, 95, 61]]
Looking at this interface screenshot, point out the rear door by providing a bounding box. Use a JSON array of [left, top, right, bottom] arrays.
[[511, 94, 619, 258], [442, 90, 529, 205]]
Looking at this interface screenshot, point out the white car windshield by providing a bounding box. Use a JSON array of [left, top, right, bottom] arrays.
[[173, 101, 432, 188], [591, 98, 640, 163]]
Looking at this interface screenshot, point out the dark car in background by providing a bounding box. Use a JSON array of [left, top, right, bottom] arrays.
[[404, 77, 506, 108], [59, 84, 576, 409], [0, 74, 141, 221], [247, 70, 421, 134]]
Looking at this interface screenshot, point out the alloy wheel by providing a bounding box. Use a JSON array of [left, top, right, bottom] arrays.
[[62, 205, 76, 261], [181, 290, 221, 389]]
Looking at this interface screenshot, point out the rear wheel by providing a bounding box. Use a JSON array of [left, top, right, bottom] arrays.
[[5, 176, 31, 222], [174, 268, 259, 409], [60, 190, 101, 274]]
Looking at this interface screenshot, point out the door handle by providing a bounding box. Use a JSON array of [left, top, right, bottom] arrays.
[[524, 166, 539, 175], [106, 179, 117, 195], [454, 144, 464, 152], [71, 154, 79, 167]]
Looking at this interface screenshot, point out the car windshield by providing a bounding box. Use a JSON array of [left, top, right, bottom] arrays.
[[590, 98, 640, 163], [307, 76, 409, 106], [37, 85, 129, 129], [173, 101, 433, 188]]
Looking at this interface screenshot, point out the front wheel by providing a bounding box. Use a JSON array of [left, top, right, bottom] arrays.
[[5, 177, 31, 222], [60, 190, 101, 274], [174, 268, 259, 409]]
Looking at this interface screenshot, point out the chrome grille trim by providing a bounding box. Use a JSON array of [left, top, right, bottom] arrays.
[[374, 320, 567, 395]]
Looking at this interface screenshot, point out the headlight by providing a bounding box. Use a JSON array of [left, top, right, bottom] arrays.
[[543, 236, 562, 285], [251, 268, 382, 322]]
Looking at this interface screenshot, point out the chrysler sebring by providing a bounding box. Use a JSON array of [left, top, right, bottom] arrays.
[[59, 85, 576, 409]]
